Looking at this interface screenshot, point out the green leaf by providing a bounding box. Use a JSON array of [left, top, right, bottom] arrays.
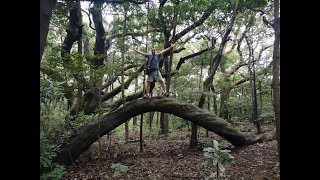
[[204, 152, 213, 158], [221, 149, 231, 153], [113, 171, 121, 176], [218, 162, 225, 173], [221, 158, 234, 166], [120, 165, 129, 172], [203, 161, 209, 166], [111, 163, 120, 169], [203, 147, 214, 153], [213, 140, 219, 149], [211, 158, 218, 165], [209, 172, 217, 178]]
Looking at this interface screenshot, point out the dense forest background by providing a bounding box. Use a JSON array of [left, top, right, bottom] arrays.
[[40, 0, 279, 179]]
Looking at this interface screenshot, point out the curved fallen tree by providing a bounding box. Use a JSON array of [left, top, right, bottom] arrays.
[[56, 97, 273, 166]]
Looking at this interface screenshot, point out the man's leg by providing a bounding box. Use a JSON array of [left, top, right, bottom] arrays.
[[145, 82, 151, 96], [159, 80, 169, 96], [154, 70, 168, 97], [145, 73, 154, 97]]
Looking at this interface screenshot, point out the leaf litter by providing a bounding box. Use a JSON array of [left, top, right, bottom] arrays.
[[63, 123, 279, 180]]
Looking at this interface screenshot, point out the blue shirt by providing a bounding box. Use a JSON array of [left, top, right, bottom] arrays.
[[144, 53, 162, 70]]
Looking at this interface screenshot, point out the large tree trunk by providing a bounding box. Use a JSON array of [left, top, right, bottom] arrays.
[[56, 97, 274, 166], [60, 1, 83, 115], [90, 2, 106, 68], [61, 2, 83, 63], [40, 0, 56, 62]]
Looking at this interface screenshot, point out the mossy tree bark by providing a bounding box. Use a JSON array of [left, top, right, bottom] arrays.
[[56, 97, 274, 166]]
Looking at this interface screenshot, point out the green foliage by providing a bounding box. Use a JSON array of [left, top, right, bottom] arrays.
[[40, 77, 71, 179], [238, 0, 268, 12], [40, 108, 69, 143], [203, 140, 235, 179], [111, 163, 129, 177], [51, 1, 69, 28], [260, 111, 275, 123], [40, 165, 67, 180], [220, 52, 238, 69], [115, 136, 126, 145], [40, 77, 65, 106], [40, 130, 67, 180]]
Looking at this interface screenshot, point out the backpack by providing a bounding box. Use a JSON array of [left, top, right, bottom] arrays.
[[145, 55, 155, 75]]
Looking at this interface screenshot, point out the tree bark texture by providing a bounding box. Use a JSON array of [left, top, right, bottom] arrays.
[[40, 0, 56, 62], [199, 0, 240, 108], [61, 1, 83, 63], [273, 0, 280, 161], [56, 97, 274, 166], [90, 2, 106, 68]]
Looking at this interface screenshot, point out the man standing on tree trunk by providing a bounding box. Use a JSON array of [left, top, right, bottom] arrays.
[[130, 44, 176, 97]]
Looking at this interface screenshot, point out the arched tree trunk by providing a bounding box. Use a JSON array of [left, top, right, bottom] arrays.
[[56, 97, 274, 166]]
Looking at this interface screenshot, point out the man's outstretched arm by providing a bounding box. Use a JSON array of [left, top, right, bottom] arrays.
[[160, 43, 176, 55], [130, 47, 145, 56]]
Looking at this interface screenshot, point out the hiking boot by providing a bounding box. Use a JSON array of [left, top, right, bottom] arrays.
[[143, 94, 150, 98]]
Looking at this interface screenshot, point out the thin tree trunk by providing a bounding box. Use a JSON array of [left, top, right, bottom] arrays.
[[190, 123, 198, 148], [219, 85, 231, 121], [191, 57, 204, 146], [156, 111, 159, 127], [75, 1, 83, 119], [252, 60, 261, 134], [133, 65, 138, 126], [121, 8, 128, 142], [212, 85, 218, 115], [246, 37, 261, 134], [259, 80, 263, 115], [273, 0, 280, 162], [160, 112, 165, 134], [206, 95, 210, 137], [83, 25, 90, 56], [149, 112, 155, 132], [198, 0, 240, 127]]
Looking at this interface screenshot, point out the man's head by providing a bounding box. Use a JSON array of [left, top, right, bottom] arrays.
[[151, 47, 156, 55]]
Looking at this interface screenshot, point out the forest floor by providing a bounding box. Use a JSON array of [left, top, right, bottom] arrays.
[[63, 123, 279, 180]]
